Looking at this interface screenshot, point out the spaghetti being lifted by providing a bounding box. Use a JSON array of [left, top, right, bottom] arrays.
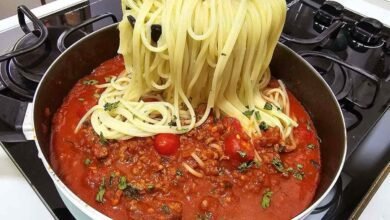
[[76, 0, 297, 140]]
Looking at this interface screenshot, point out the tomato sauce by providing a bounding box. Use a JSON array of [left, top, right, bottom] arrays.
[[51, 56, 321, 220]]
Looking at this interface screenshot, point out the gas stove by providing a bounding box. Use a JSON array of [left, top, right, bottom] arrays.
[[0, 0, 389, 219]]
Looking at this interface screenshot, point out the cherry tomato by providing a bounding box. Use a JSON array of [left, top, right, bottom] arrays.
[[224, 133, 254, 162], [154, 133, 180, 156], [222, 117, 243, 132]]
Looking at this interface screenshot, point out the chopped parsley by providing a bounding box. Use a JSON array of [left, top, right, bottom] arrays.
[[82, 79, 98, 85], [237, 150, 247, 158], [176, 169, 184, 177], [259, 121, 268, 131], [123, 184, 140, 200], [84, 158, 92, 166], [118, 176, 127, 190], [293, 171, 304, 180], [307, 144, 316, 150], [161, 204, 171, 214], [95, 177, 106, 203], [261, 189, 273, 209], [255, 111, 261, 121], [243, 110, 254, 117], [238, 161, 256, 173], [264, 102, 273, 110], [109, 172, 116, 186], [99, 132, 108, 145], [104, 101, 120, 111], [271, 157, 286, 173], [196, 212, 213, 220]]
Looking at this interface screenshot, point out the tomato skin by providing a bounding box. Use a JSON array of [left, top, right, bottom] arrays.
[[154, 134, 180, 155], [224, 133, 254, 163], [222, 117, 243, 133]]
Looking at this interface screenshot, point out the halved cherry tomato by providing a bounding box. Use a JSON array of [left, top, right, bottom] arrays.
[[224, 133, 254, 162], [154, 133, 180, 156]]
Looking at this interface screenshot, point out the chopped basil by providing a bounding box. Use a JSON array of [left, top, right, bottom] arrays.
[[261, 189, 273, 209], [82, 79, 98, 85], [84, 158, 92, 166], [123, 184, 140, 200], [293, 171, 304, 180], [237, 150, 247, 158], [243, 110, 254, 117], [176, 169, 183, 177], [99, 132, 108, 145], [259, 121, 268, 131], [255, 111, 261, 121], [161, 204, 171, 214], [109, 172, 116, 186], [307, 144, 316, 150], [95, 177, 106, 203], [264, 102, 273, 110], [196, 212, 213, 220], [271, 157, 286, 173], [238, 161, 256, 173], [118, 176, 127, 190], [104, 101, 120, 111]]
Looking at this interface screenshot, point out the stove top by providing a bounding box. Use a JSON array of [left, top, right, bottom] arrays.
[[0, 0, 389, 219]]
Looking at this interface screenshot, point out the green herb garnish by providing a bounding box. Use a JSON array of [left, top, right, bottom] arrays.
[[118, 176, 127, 190], [196, 212, 213, 220], [237, 150, 247, 158], [123, 184, 140, 200], [95, 177, 106, 203], [99, 132, 108, 145], [271, 157, 286, 173], [264, 102, 273, 110], [307, 144, 316, 150], [238, 161, 256, 173], [259, 121, 268, 131], [146, 184, 155, 192], [261, 189, 273, 209], [161, 204, 171, 214], [109, 172, 116, 186], [243, 110, 254, 117], [84, 158, 92, 166], [104, 101, 120, 111], [293, 171, 304, 180], [176, 169, 183, 177], [255, 111, 261, 121], [82, 79, 98, 85]]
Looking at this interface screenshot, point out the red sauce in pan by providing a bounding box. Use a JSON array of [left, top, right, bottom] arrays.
[[51, 56, 321, 220]]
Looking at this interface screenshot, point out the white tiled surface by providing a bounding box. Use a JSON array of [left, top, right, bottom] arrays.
[[332, 0, 390, 27], [0, 145, 53, 220]]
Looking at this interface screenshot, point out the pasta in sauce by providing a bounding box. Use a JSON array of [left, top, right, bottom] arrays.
[[51, 56, 321, 220]]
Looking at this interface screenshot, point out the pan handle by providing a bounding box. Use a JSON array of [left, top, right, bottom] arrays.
[[57, 13, 118, 52], [0, 5, 48, 62], [0, 95, 33, 142]]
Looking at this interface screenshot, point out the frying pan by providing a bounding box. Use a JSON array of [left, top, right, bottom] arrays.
[[28, 24, 346, 219]]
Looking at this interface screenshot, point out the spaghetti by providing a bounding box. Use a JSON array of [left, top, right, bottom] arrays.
[[76, 0, 297, 140]]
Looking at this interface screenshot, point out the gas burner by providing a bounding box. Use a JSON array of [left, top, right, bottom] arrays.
[[340, 101, 363, 130], [0, 27, 85, 100], [11, 27, 86, 83], [303, 50, 351, 100]]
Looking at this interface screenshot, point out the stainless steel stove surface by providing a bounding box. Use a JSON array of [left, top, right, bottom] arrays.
[[0, 0, 389, 219]]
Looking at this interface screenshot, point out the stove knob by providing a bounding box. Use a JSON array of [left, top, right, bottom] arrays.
[[350, 17, 383, 46], [313, 1, 344, 32]]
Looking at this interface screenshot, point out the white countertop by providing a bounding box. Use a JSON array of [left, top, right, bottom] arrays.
[[0, 144, 53, 220]]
